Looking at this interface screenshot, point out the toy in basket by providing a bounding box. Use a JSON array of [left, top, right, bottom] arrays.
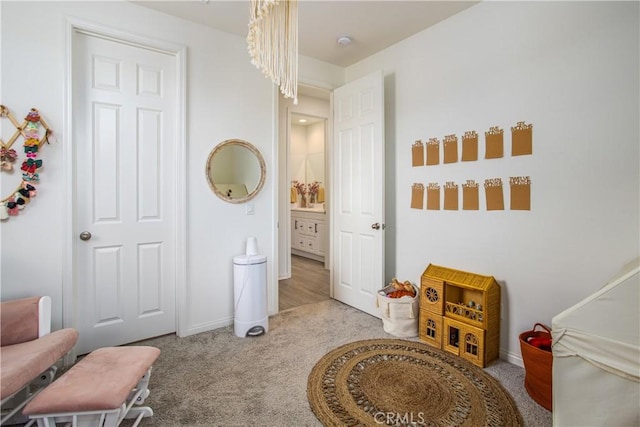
[[519, 323, 553, 410], [376, 278, 419, 337]]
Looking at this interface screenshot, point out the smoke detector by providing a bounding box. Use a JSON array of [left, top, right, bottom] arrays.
[[336, 35, 352, 46]]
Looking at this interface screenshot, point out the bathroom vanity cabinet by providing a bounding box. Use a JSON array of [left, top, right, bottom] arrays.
[[291, 209, 325, 261]]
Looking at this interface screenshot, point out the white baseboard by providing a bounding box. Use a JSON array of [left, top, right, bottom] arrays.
[[291, 249, 325, 263], [179, 317, 233, 337], [500, 348, 524, 367]]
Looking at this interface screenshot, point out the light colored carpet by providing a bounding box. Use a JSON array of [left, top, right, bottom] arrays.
[[128, 299, 552, 426]]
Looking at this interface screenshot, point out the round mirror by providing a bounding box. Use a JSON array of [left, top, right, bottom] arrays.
[[206, 139, 266, 204]]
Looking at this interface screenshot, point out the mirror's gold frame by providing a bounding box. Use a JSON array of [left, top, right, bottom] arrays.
[[205, 139, 266, 204]]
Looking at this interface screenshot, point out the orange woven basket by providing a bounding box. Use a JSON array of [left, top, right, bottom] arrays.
[[519, 323, 552, 411]]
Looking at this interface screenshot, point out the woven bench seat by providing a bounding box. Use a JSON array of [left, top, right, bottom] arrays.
[[23, 346, 160, 427]]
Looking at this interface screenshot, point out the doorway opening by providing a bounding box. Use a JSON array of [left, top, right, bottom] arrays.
[[279, 255, 329, 310], [277, 87, 331, 311]]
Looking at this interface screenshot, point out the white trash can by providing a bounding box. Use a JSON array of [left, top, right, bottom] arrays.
[[233, 254, 268, 337]]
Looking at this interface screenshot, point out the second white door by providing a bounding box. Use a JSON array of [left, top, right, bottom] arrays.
[[73, 30, 178, 355], [332, 71, 385, 317]]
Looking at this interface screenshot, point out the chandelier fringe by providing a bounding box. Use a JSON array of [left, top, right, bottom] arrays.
[[248, 0, 298, 103]]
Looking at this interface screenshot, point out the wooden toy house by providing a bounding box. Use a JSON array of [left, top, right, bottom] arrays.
[[419, 264, 501, 367]]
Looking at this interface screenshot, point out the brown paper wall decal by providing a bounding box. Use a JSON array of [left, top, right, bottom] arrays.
[[511, 121, 533, 156], [443, 134, 458, 164], [426, 138, 440, 166], [510, 176, 531, 210], [485, 126, 504, 159], [443, 181, 459, 210], [462, 180, 479, 210], [484, 178, 504, 211], [410, 183, 425, 209], [412, 140, 424, 167], [461, 131, 478, 162], [427, 183, 440, 210]]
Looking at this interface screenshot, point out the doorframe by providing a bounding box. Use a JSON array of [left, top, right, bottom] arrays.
[[275, 84, 333, 311], [61, 18, 188, 345]]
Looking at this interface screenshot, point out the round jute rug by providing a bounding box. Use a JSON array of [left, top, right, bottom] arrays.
[[307, 339, 523, 427]]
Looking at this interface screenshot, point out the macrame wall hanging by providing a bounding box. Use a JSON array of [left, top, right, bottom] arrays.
[[247, 0, 298, 103], [0, 105, 52, 220]]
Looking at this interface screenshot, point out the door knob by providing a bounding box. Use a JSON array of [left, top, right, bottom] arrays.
[[79, 231, 92, 241], [371, 223, 381, 230]]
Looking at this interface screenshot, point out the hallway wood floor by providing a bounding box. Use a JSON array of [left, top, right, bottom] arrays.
[[278, 255, 330, 311]]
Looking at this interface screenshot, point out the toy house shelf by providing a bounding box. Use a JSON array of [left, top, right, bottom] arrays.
[[418, 264, 501, 368]]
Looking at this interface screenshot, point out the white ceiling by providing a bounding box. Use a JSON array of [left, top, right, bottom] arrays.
[[133, 0, 478, 67], [291, 113, 325, 125]]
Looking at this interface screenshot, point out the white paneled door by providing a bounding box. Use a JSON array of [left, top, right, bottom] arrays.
[[73, 31, 177, 355], [332, 71, 385, 317]]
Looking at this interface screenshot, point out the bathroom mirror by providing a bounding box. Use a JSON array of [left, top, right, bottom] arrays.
[[206, 139, 266, 204], [290, 113, 326, 184]]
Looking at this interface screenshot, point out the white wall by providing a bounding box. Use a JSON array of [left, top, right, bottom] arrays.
[[306, 121, 326, 185], [307, 122, 325, 155], [290, 125, 307, 184], [0, 1, 339, 336], [346, 1, 640, 363], [289, 122, 326, 186], [298, 56, 344, 91]]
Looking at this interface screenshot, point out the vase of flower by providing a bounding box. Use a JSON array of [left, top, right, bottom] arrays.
[[308, 181, 320, 207], [293, 180, 307, 208]]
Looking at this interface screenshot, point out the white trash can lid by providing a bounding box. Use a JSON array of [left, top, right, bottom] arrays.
[[233, 254, 267, 265]]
